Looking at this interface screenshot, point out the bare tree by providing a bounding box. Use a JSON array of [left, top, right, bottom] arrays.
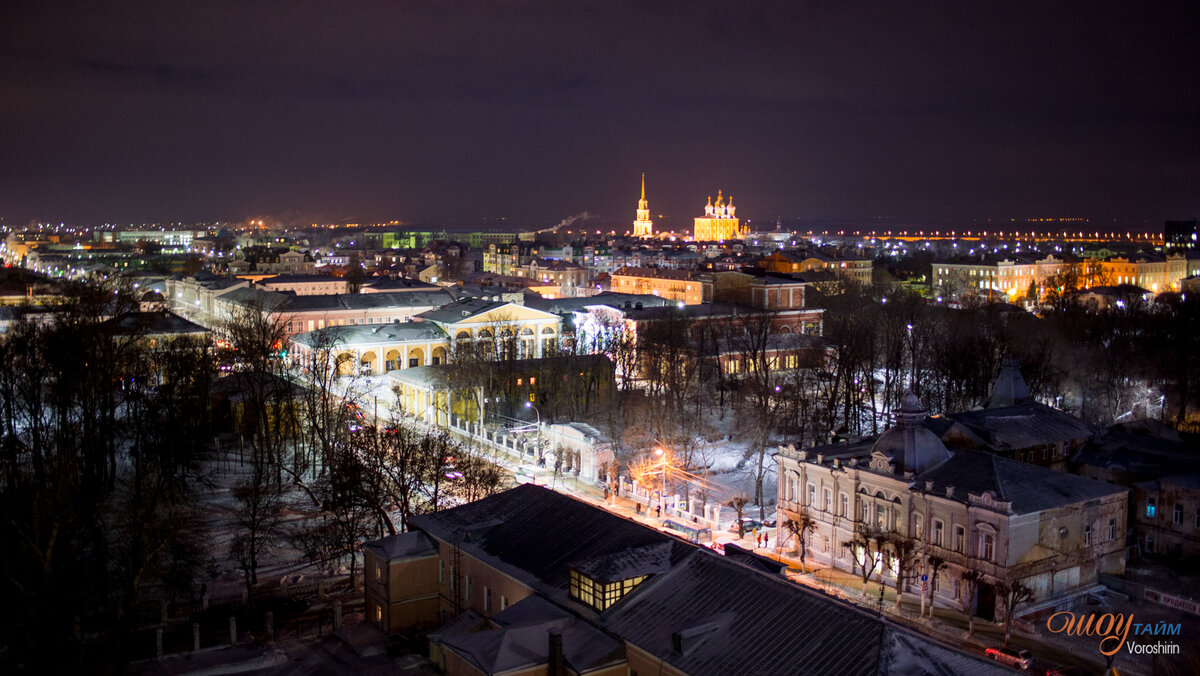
[[844, 526, 887, 594], [924, 555, 947, 618], [885, 533, 920, 609], [995, 579, 1036, 646], [726, 494, 750, 538], [784, 514, 817, 572], [960, 569, 984, 636]]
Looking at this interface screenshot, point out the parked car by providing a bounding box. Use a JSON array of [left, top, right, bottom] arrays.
[[986, 646, 1032, 670], [726, 517, 764, 534], [515, 467, 540, 485]]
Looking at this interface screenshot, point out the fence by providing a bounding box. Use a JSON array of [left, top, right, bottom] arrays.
[[616, 475, 722, 532], [124, 574, 363, 664]]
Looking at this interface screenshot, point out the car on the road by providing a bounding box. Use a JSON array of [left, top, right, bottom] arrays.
[[727, 517, 764, 534], [985, 646, 1032, 670], [515, 467, 540, 485]]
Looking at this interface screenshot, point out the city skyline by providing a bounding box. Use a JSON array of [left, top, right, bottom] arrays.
[[2, 2, 1198, 225]]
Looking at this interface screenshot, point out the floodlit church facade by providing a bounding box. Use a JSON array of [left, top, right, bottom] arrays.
[[632, 173, 654, 238], [693, 190, 746, 241]]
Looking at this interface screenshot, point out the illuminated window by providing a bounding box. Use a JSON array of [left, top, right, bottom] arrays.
[[569, 569, 647, 612], [1146, 498, 1156, 519]]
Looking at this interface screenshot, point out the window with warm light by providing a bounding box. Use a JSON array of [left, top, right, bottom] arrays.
[[569, 569, 647, 611]]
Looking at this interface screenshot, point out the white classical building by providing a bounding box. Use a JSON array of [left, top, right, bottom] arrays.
[[776, 392, 1128, 620]]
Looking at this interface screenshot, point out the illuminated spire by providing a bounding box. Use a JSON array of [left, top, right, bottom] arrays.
[[633, 173, 653, 237]]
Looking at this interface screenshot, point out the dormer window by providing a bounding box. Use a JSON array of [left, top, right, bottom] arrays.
[[567, 542, 670, 612], [569, 569, 647, 611]]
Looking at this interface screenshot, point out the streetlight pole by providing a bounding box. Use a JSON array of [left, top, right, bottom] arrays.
[[525, 401, 542, 463]]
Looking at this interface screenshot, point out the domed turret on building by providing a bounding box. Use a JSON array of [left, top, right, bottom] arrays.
[[693, 189, 746, 241], [869, 391, 951, 474]]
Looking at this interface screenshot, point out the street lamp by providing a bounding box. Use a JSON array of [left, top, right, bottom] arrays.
[[524, 400, 540, 427], [525, 401, 542, 463]]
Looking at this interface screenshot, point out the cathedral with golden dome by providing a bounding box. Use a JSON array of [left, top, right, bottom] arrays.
[[693, 189, 745, 241], [632, 173, 653, 237]]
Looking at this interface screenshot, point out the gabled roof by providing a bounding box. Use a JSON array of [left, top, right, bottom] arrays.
[[945, 401, 1096, 451], [410, 484, 696, 594], [414, 298, 558, 325], [363, 277, 440, 291], [290, 321, 447, 348], [106, 311, 208, 337], [915, 451, 1126, 514], [258, 274, 336, 284], [363, 530, 436, 561], [281, 290, 453, 312], [433, 597, 623, 675]]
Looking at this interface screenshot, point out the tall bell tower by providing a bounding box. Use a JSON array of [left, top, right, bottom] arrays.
[[632, 173, 654, 238]]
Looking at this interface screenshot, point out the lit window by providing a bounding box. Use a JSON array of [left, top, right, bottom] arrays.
[[1146, 498, 1156, 519]]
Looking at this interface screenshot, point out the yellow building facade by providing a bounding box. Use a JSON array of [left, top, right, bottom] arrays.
[[692, 190, 745, 241]]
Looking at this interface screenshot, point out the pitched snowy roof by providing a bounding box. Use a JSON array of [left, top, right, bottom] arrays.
[[362, 530, 436, 561], [915, 451, 1126, 514], [947, 400, 1096, 450]]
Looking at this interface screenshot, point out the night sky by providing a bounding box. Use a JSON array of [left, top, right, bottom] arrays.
[[2, 1, 1198, 227]]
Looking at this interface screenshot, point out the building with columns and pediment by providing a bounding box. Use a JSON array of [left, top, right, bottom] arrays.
[[693, 190, 746, 241], [632, 173, 653, 238], [776, 391, 1128, 622]]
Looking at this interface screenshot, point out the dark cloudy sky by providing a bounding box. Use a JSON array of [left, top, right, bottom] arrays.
[[2, 1, 1197, 227]]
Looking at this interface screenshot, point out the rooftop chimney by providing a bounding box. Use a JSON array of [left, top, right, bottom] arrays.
[[548, 628, 564, 676]]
